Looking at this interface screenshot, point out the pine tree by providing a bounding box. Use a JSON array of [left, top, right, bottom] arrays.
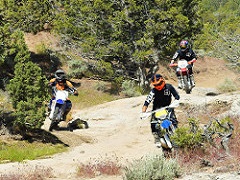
[[53, 0, 202, 90], [7, 31, 49, 135]]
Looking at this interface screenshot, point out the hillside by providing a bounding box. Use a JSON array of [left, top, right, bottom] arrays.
[[0, 32, 239, 179], [24, 32, 239, 89]]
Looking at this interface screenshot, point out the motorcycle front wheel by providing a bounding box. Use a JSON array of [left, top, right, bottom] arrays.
[[53, 106, 62, 121], [49, 106, 61, 131], [183, 76, 191, 94]]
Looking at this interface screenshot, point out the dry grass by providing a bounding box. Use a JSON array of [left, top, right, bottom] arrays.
[[76, 155, 123, 178], [0, 165, 53, 180]]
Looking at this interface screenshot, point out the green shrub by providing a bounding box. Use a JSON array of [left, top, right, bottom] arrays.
[[208, 116, 233, 134], [68, 60, 89, 78], [171, 118, 203, 149], [217, 78, 238, 93], [121, 80, 141, 97], [124, 154, 181, 180], [110, 76, 124, 95], [95, 60, 114, 79], [95, 81, 108, 92], [35, 42, 49, 55]]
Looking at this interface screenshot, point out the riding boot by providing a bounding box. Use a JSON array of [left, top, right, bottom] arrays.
[[62, 109, 70, 121], [49, 121, 59, 132], [177, 77, 182, 89], [152, 132, 161, 148], [190, 75, 195, 87]]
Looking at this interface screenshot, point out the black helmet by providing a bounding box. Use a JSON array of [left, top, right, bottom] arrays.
[[55, 69, 66, 82], [151, 74, 165, 91]]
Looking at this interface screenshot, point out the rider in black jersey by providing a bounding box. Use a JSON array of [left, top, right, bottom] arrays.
[[171, 40, 197, 88], [142, 74, 180, 147]]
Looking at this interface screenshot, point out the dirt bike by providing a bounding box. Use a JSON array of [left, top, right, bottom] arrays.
[[169, 59, 196, 94], [140, 100, 179, 157], [48, 87, 75, 131]]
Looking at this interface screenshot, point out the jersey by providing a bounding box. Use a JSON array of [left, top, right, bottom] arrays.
[[49, 78, 74, 91], [172, 49, 197, 62], [143, 84, 180, 110]]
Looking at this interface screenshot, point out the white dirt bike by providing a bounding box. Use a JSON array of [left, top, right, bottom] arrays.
[[48, 87, 74, 131], [140, 100, 179, 157], [170, 59, 196, 94]]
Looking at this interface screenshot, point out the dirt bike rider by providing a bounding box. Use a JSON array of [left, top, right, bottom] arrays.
[[170, 40, 197, 88], [48, 69, 78, 130], [141, 74, 180, 148]]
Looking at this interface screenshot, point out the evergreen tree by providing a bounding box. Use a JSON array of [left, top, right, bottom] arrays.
[[0, 0, 55, 33], [195, 0, 240, 69], [53, 0, 202, 90], [7, 31, 49, 134], [8, 61, 49, 130]]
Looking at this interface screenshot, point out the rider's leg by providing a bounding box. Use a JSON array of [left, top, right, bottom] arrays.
[[168, 108, 178, 128], [151, 116, 161, 147], [62, 100, 72, 121], [190, 75, 195, 86], [176, 69, 182, 89], [187, 65, 195, 86]]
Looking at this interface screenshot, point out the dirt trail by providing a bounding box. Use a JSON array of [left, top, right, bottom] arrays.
[[0, 58, 239, 180], [0, 89, 239, 180]]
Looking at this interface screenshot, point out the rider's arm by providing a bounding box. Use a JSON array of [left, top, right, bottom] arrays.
[[170, 84, 180, 100], [142, 105, 148, 113], [190, 49, 197, 61], [142, 90, 155, 112], [66, 80, 74, 88], [49, 78, 56, 87], [171, 51, 179, 64], [66, 80, 78, 95]]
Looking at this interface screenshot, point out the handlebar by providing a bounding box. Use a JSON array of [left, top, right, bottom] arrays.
[[140, 100, 179, 120], [169, 63, 177, 67], [169, 59, 196, 67], [190, 59, 197, 63], [51, 86, 78, 96], [67, 87, 78, 96]]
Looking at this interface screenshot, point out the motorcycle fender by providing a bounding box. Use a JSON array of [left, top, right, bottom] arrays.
[[179, 68, 188, 76], [49, 100, 56, 119], [163, 134, 172, 149], [160, 138, 168, 149]]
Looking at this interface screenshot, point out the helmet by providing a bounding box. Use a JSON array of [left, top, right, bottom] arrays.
[[151, 74, 166, 91], [55, 69, 66, 82], [179, 40, 189, 51]]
